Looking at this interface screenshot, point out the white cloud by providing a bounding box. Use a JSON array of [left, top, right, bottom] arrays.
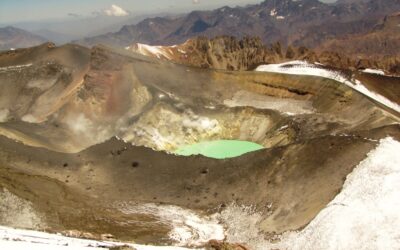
[[104, 4, 129, 17], [192, 0, 200, 4]]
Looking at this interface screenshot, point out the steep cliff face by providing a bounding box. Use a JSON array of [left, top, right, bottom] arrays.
[[127, 36, 400, 75], [129, 36, 283, 71]]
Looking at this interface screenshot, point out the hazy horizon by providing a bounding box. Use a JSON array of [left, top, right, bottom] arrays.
[[0, 0, 337, 25]]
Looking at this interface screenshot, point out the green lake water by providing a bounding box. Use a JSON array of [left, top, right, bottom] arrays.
[[175, 140, 264, 159]]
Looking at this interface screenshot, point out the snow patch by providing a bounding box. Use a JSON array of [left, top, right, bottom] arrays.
[[0, 226, 192, 250], [351, 78, 400, 113], [178, 49, 186, 54], [0, 64, 32, 73], [116, 203, 225, 247], [256, 61, 400, 113], [21, 114, 38, 123], [217, 204, 266, 250], [0, 189, 44, 229], [131, 43, 172, 60], [224, 90, 314, 115], [361, 68, 386, 75], [277, 125, 289, 131], [0, 109, 9, 122]]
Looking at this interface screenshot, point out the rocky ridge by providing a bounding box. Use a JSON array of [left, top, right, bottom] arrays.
[[77, 0, 400, 49], [127, 35, 400, 75]]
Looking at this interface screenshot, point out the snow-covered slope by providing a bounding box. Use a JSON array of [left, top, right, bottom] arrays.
[[271, 136, 400, 249], [127, 43, 174, 60], [219, 137, 400, 250], [0, 226, 193, 250], [256, 61, 400, 114]]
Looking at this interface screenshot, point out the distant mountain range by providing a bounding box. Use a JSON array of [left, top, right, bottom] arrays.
[[318, 12, 400, 57], [0, 11, 163, 48], [0, 26, 48, 51], [77, 0, 400, 48], [1, 0, 398, 71], [126, 28, 400, 75]]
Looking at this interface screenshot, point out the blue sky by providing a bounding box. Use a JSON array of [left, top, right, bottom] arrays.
[[0, 0, 336, 24]]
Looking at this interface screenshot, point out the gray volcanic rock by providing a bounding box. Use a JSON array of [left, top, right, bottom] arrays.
[[0, 43, 399, 247], [0, 1, 399, 247], [1, 43, 398, 152]]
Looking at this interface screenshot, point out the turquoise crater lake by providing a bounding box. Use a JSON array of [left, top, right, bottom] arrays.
[[175, 140, 264, 159]]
